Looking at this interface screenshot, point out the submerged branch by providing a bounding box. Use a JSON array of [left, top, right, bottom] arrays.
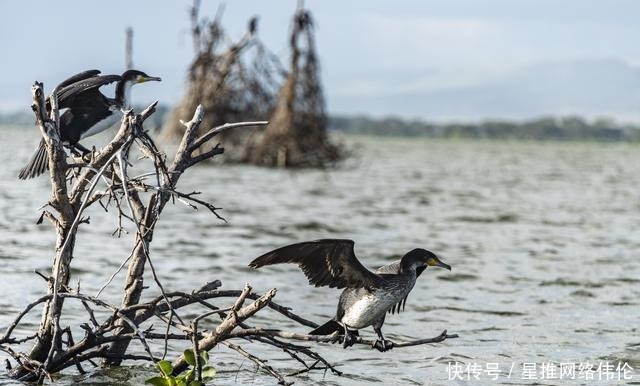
[[226, 328, 459, 350]]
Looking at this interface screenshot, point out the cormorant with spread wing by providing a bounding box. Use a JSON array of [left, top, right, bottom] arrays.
[[249, 239, 451, 351], [18, 69, 161, 179]]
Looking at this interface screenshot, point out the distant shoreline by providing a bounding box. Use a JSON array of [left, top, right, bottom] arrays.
[[3, 109, 639, 142], [328, 115, 640, 142]]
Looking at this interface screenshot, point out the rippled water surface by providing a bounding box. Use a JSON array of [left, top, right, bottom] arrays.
[[1, 126, 639, 385]]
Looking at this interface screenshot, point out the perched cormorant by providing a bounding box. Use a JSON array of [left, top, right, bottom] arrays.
[[249, 239, 451, 351], [18, 69, 161, 179]]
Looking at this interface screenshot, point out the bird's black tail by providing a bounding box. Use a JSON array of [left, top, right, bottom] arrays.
[[18, 139, 49, 179], [309, 319, 342, 335]]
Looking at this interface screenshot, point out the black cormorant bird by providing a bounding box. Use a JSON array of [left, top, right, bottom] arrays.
[[18, 69, 161, 179], [249, 239, 451, 351]]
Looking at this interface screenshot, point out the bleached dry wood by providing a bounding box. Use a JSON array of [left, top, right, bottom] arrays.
[[105, 105, 263, 364], [4, 81, 458, 385], [226, 328, 459, 350], [172, 286, 277, 374]]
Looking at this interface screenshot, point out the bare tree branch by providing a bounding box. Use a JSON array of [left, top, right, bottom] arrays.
[[172, 287, 277, 374], [5, 81, 458, 385]]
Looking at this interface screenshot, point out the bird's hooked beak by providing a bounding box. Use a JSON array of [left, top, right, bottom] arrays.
[[137, 75, 162, 83], [427, 256, 451, 271]]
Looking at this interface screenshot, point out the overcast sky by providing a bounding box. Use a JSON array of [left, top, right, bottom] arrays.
[[2, 1, 640, 120]]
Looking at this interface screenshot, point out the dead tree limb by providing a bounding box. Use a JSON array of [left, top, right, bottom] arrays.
[[125, 26, 133, 69], [162, 9, 259, 143], [222, 341, 291, 385], [104, 106, 266, 365], [226, 328, 458, 350], [8, 83, 128, 381], [172, 286, 277, 374], [245, 7, 343, 167], [5, 79, 457, 385], [161, 2, 281, 163], [4, 275, 457, 383]]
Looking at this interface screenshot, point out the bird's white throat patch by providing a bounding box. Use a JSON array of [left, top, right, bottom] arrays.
[[123, 82, 133, 110]]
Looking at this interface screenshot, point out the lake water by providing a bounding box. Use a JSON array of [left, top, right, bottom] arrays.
[[1, 126, 639, 385]]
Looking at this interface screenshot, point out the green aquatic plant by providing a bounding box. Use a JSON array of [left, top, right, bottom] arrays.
[[145, 350, 216, 386]]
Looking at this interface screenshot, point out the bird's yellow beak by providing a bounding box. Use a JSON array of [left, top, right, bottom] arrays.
[[427, 256, 451, 271], [138, 75, 162, 83]]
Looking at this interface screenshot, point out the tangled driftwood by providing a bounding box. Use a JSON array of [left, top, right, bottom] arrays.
[[162, 2, 343, 167], [160, 1, 282, 160], [245, 7, 343, 167], [1, 81, 456, 385]]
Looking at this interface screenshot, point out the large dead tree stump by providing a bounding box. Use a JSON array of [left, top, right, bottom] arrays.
[[244, 8, 343, 168]]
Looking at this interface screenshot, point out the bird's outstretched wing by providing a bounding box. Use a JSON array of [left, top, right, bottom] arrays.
[[56, 74, 121, 107], [249, 239, 383, 289], [58, 75, 121, 107], [43, 70, 103, 109], [56, 69, 102, 90]]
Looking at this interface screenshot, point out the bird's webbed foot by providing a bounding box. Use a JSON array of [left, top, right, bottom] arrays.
[[373, 325, 392, 351], [373, 339, 394, 352], [342, 330, 357, 349]]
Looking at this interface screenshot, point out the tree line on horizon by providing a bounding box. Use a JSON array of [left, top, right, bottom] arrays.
[[328, 114, 640, 141], [3, 109, 640, 142]]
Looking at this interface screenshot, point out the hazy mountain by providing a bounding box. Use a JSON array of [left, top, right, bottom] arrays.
[[330, 59, 640, 122]]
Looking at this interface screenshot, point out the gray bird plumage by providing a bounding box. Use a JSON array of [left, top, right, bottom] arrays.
[[249, 239, 451, 351]]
